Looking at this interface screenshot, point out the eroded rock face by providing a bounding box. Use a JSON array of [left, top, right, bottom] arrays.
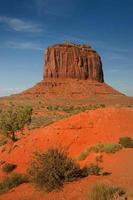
[[44, 42, 104, 82]]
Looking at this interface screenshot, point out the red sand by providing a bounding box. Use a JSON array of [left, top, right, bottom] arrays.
[[0, 107, 133, 200]]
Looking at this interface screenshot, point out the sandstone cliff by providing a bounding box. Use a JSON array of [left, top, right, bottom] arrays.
[[44, 42, 104, 82]]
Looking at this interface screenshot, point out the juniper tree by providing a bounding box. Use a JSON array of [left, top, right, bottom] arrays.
[[0, 105, 32, 141]]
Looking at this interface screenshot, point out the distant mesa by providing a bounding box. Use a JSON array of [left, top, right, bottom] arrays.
[[44, 42, 104, 82]]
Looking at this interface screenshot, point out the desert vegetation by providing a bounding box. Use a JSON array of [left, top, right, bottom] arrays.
[[28, 148, 88, 192], [30, 114, 66, 129], [86, 163, 102, 176], [77, 143, 122, 161], [119, 136, 133, 148], [2, 163, 17, 174], [0, 105, 32, 141], [83, 155, 109, 176], [0, 105, 132, 199], [0, 173, 28, 194], [89, 143, 122, 154], [47, 104, 105, 113], [88, 182, 125, 200], [29, 104, 105, 129]]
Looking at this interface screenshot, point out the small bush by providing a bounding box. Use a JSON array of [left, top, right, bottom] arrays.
[[0, 105, 32, 141], [2, 163, 17, 173], [95, 154, 103, 165], [88, 182, 125, 200], [77, 148, 90, 161], [87, 164, 102, 176], [89, 143, 122, 154], [47, 104, 105, 114], [77, 143, 122, 161], [28, 148, 88, 192], [119, 137, 133, 148], [30, 115, 64, 129], [0, 173, 28, 194], [47, 105, 74, 113]]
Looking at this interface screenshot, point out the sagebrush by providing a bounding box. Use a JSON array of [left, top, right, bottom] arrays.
[[77, 143, 122, 161], [119, 137, 133, 148], [88, 182, 125, 200], [28, 148, 88, 192], [0, 173, 28, 194]]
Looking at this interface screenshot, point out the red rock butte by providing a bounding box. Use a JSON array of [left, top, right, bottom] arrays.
[[18, 41, 128, 100], [44, 42, 104, 82]]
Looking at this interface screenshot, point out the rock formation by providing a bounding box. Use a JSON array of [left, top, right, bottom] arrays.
[[17, 42, 125, 100], [44, 42, 104, 82]]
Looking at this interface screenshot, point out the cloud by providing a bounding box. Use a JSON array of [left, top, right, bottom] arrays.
[[0, 87, 22, 97], [7, 41, 44, 51], [0, 16, 42, 33], [33, 0, 71, 17], [0, 87, 20, 92]]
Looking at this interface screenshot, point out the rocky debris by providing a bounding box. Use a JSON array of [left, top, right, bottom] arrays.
[[44, 42, 104, 82]]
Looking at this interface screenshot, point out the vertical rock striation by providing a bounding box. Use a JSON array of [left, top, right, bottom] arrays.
[[44, 42, 104, 82]]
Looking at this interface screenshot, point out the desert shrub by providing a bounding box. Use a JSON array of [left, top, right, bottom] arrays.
[[88, 182, 125, 200], [0, 105, 32, 141], [28, 148, 88, 192], [47, 105, 75, 113], [77, 148, 90, 161], [2, 163, 17, 173], [89, 143, 122, 154], [87, 164, 102, 176], [47, 104, 105, 114], [77, 144, 122, 161], [95, 155, 103, 165], [119, 137, 133, 148], [30, 115, 64, 129], [0, 173, 28, 194]]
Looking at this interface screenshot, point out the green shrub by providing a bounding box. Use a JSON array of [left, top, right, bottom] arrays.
[[77, 148, 90, 161], [0, 105, 32, 141], [87, 164, 102, 176], [28, 148, 88, 192], [30, 115, 64, 129], [77, 143, 122, 161], [47, 105, 75, 113], [89, 143, 122, 154], [47, 104, 105, 114], [0, 173, 28, 194], [88, 182, 125, 200], [95, 154, 103, 167], [119, 137, 133, 148], [2, 163, 17, 173]]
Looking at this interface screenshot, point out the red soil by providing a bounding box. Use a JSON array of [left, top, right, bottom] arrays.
[[0, 107, 133, 200]]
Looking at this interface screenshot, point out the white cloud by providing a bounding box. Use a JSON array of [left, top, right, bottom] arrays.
[[7, 41, 44, 51], [0, 87, 22, 97], [0, 87, 20, 92], [0, 16, 42, 33]]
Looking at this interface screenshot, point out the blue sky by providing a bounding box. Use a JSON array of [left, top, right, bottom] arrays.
[[0, 0, 133, 96]]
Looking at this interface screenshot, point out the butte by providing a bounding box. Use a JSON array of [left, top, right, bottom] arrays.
[[16, 42, 133, 106]]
